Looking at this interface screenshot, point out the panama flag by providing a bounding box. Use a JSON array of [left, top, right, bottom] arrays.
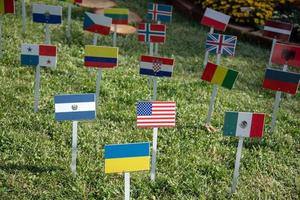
[[55, 94, 96, 121], [271, 42, 300, 67], [138, 23, 166, 43], [0, 0, 14, 14], [201, 8, 230, 32], [140, 55, 174, 77], [32, 3, 62, 24], [83, 12, 112, 35], [104, 8, 128, 25], [224, 112, 265, 138], [263, 20, 293, 42], [263, 68, 300, 95], [206, 33, 237, 56], [21, 44, 57, 68], [105, 142, 150, 173], [84, 45, 118, 68], [147, 3, 173, 23]]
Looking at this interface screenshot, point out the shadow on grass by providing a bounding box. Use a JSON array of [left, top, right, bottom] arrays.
[[0, 163, 64, 173]]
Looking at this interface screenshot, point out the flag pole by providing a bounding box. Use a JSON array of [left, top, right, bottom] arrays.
[[93, 33, 98, 45], [45, 24, 51, 44], [71, 120, 78, 176], [203, 27, 214, 67], [93, 34, 102, 104], [113, 24, 117, 47], [66, 4, 72, 39], [149, 42, 154, 55], [150, 127, 158, 181], [268, 38, 277, 67], [154, 21, 161, 56], [33, 65, 41, 112], [22, 0, 26, 34], [124, 172, 130, 200], [206, 53, 221, 124], [231, 137, 244, 194], [270, 64, 288, 132]]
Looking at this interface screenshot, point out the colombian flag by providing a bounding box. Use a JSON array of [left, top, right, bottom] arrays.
[[104, 142, 150, 173], [0, 0, 14, 14], [84, 45, 118, 68], [104, 8, 129, 25]]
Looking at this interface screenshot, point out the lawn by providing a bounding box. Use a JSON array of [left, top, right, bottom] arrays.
[[0, 0, 299, 199]]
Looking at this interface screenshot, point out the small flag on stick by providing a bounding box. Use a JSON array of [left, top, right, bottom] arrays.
[[271, 42, 300, 67], [84, 45, 118, 68], [0, 0, 14, 14], [263, 20, 293, 42], [138, 23, 166, 43], [104, 8, 128, 25], [140, 55, 174, 77], [147, 3, 173, 23], [83, 12, 112, 35], [21, 44, 57, 67], [32, 4, 62, 24], [206, 33, 237, 56], [201, 8, 230, 32]]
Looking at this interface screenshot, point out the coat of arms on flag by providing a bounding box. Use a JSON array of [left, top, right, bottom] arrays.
[[263, 20, 293, 42], [147, 2, 173, 23], [83, 12, 112, 35], [140, 55, 174, 77], [0, 0, 14, 14], [224, 112, 265, 138], [271, 42, 300, 67], [137, 23, 166, 43], [21, 44, 57, 67], [263, 68, 300, 95], [206, 33, 237, 56], [201, 62, 239, 90], [136, 101, 176, 128], [32, 3, 62, 24], [84, 45, 118, 68], [201, 8, 230, 31], [54, 94, 96, 121]]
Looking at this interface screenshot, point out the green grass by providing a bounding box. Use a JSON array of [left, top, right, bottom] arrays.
[[0, 0, 299, 199]]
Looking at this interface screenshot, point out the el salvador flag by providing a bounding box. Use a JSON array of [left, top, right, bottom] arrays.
[[54, 94, 96, 121], [32, 3, 62, 24]]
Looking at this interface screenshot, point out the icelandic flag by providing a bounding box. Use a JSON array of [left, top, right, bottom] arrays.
[[54, 94, 96, 121], [83, 12, 112, 35], [137, 23, 166, 43], [84, 45, 118, 68], [140, 55, 174, 77], [206, 33, 237, 56], [147, 3, 173, 23], [21, 44, 57, 68], [201, 8, 230, 32], [32, 3, 62, 24]]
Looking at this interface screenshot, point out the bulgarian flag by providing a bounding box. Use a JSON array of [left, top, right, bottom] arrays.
[[223, 112, 265, 138]]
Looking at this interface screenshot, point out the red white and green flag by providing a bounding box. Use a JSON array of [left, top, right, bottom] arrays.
[[223, 112, 265, 138]]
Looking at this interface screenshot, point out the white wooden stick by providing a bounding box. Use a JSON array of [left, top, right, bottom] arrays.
[[33, 65, 41, 112], [270, 64, 288, 132], [95, 69, 102, 103], [71, 120, 78, 176], [93, 33, 98, 45], [22, 0, 26, 33], [66, 4, 72, 39], [45, 24, 51, 44], [203, 27, 214, 67], [268, 39, 277, 67], [231, 137, 244, 194], [149, 42, 154, 56], [206, 53, 221, 124], [113, 24, 117, 47], [124, 172, 130, 200], [0, 15, 2, 57], [152, 77, 157, 101], [150, 127, 158, 181]]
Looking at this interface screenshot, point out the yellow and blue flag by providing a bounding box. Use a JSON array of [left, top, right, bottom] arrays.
[[84, 45, 118, 68]]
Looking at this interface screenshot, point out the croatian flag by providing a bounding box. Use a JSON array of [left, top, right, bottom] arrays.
[[32, 3, 62, 24], [83, 12, 112, 35], [206, 33, 237, 56], [147, 3, 173, 23], [263, 20, 293, 42], [140, 55, 174, 77], [201, 8, 230, 32], [138, 23, 166, 43], [21, 44, 57, 68], [54, 94, 96, 121]]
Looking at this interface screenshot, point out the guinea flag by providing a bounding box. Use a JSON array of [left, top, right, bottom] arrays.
[[201, 62, 239, 89], [223, 112, 265, 138], [0, 0, 14, 14]]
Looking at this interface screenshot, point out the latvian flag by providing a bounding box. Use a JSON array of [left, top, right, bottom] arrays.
[[137, 23, 166, 43], [224, 112, 265, 138], [263, 20, 293, 42], [140, 55, 174, 77], [84, 45, 118, 68], [21, 44, 57, 68], [271, 42, 300, 68], [263, 68, 300, 95], [147, 2, 173, 23], [83, 12, 112, 36], [55, 94, 96, 121], [201, 8, 230, 32]]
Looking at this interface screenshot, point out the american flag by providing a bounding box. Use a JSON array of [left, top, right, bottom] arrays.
[[206, 33, 237, 56], [137, 101, 176, 128]]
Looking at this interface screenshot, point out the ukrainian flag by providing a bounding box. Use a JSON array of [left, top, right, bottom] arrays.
[[84, 45, 118, 68], [104, 142, 150, 173]]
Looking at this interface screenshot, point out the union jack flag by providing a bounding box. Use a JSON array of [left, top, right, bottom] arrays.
[[137, 23, 166, 43], [206, 33, 237, 56], [147, 3, 173, 23]]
